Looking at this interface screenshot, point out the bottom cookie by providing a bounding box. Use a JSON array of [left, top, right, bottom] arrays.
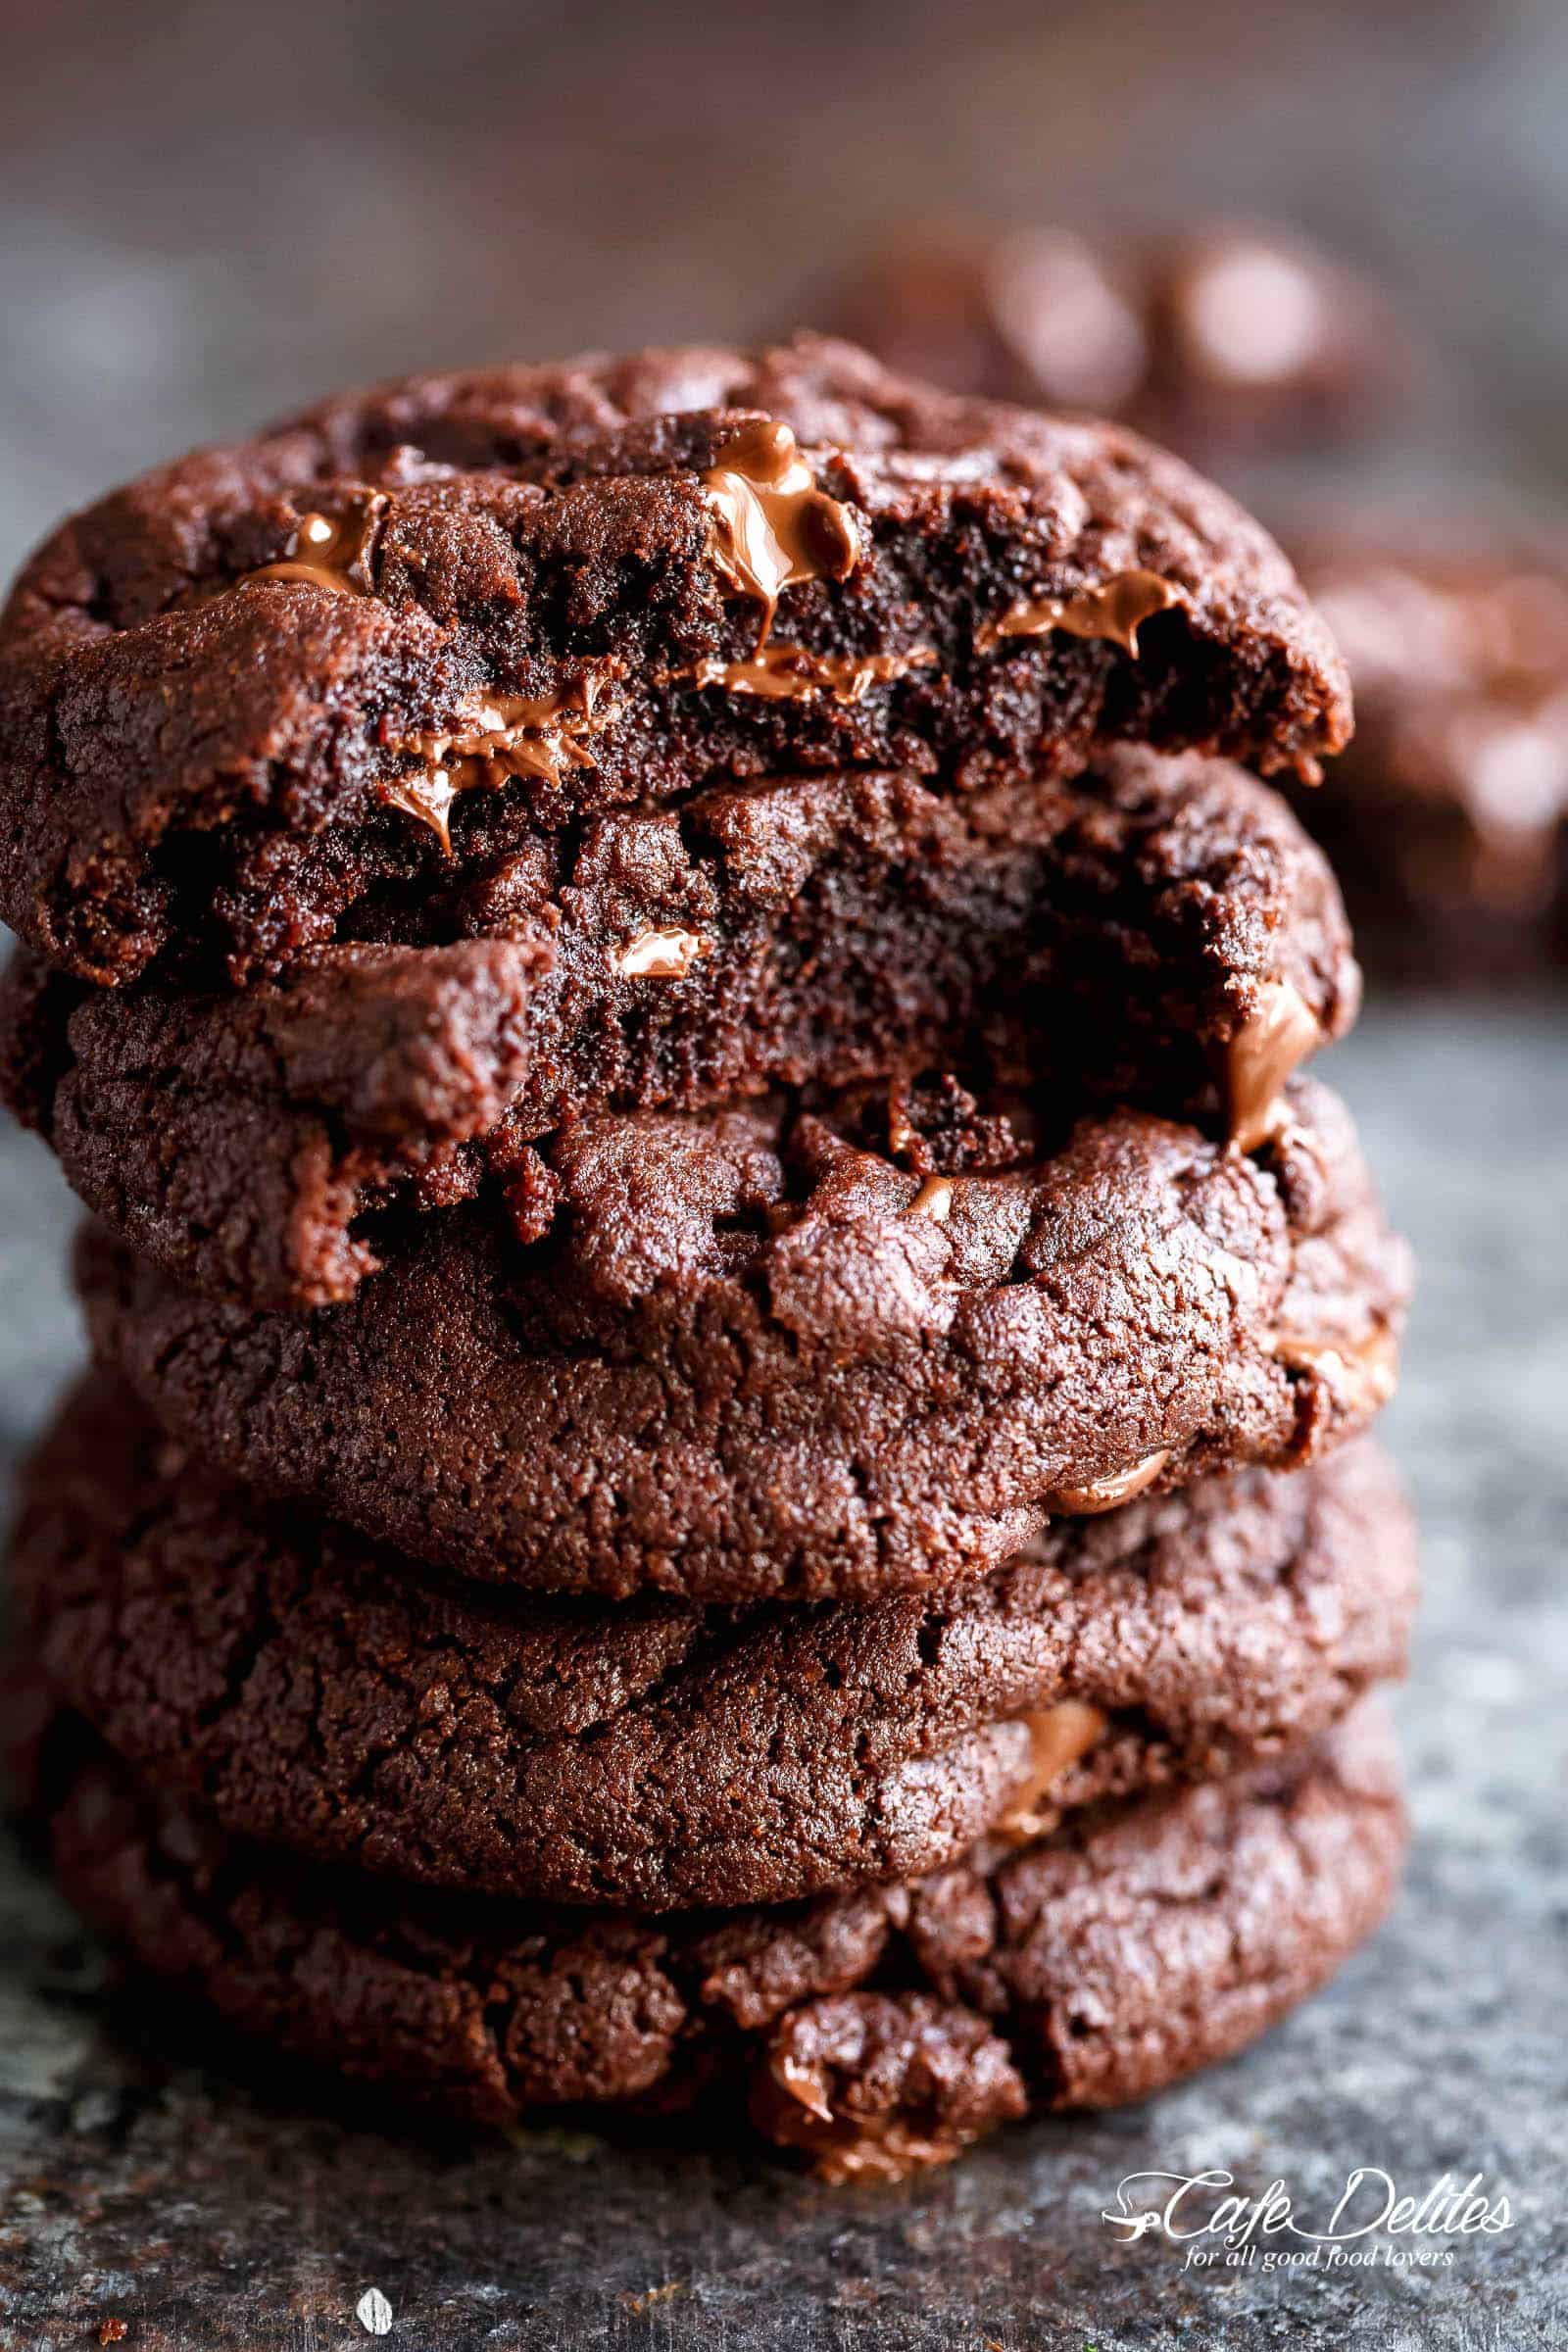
[[29, 1703, 1404, 2180]]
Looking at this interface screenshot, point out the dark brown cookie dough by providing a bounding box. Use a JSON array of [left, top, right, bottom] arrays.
[[29, 1704, 1406, 2174], [77, 1077, 1411, 1601], [13, 1374, 1415, 1911], [1288, 531, 1568, 978], [819, 223, 1407, 461], [0, 335, 1350, 987], [0, 936, 544, 1308], [2, 750, 1359, 1308]]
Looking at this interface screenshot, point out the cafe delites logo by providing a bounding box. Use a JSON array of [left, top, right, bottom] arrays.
[[1101, 2166, 1514, 2275]]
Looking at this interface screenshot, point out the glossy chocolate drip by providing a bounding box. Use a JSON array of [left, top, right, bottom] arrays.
[[379, 769, 461, 848], [1045, 1448, 1171, 1515], [998, 1699, 1109, 1836], [906, 1174, 955, 1221], [702, 420, 861, 646], [1221, 978, 1325, 1152], [1273, 1326, 1399, 1417], [611, 926, 709, 980], [383, 674, 619, 851], [243, 498, 387, 598], [691, 643, 935, 705], [980, 567, 1186, 656]]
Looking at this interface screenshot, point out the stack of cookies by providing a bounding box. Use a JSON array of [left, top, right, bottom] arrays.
[[0, 337, 1415, 2180]]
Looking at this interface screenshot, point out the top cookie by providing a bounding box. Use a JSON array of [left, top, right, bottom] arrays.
[[0, 335, 1350, 985]]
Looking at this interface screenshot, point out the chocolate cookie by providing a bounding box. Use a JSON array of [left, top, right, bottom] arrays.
[[29, 1704, 1405, 2175], [1289, 532, 1568, 976], [3, 750, 1359, 1307], [820, 224, 1405, 460], [0, 335, 1350, 987], [77, 1077, 1411, 1601], [13, 1374, 1415, 1911]]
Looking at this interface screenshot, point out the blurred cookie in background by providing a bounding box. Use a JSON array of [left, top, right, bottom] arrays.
[[1288, 532, 1568, 980], [1142, 223, 1413, 458], [817, 219, 1411, 459], [817, 225, 1151, 420]]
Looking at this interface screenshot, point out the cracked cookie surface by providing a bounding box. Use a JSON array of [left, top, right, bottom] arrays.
[[76, 1076, 1411, 1601], [24, 1702, 1405, 2175]]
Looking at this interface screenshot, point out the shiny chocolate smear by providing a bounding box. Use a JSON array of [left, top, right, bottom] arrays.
[[1220, 978, 1325, 1153], [981, 567, 1186, 656], [702, 419, 861, 646]]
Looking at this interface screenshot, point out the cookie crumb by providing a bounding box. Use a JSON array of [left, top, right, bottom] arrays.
[[621, 2282, 683, 2316], [356, 2286, 394, 2335]]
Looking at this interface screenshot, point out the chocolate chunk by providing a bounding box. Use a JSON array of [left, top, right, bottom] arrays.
[[752, 1994, 1027, 2180]]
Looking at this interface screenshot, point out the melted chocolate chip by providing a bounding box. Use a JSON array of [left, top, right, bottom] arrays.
[[611, 926, 709, 980], [997, 1699, 1109, 1837], [701, 419, 862, 645], [1045, 1449, 1172, 1516], [381, 675, 620, 850], [690, 643, 935, 705], [981, 568, 1187, 656], [1221, 978, 1325, 1152], [241, 496, 388, 598], [1273, 1326, 1399, 1419]]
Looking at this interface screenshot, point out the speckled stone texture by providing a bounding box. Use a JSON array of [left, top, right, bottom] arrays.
[[2, 996, 1564, 2348]]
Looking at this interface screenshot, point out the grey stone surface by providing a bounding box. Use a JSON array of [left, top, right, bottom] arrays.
[[0, 995, 1564, 2349]]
